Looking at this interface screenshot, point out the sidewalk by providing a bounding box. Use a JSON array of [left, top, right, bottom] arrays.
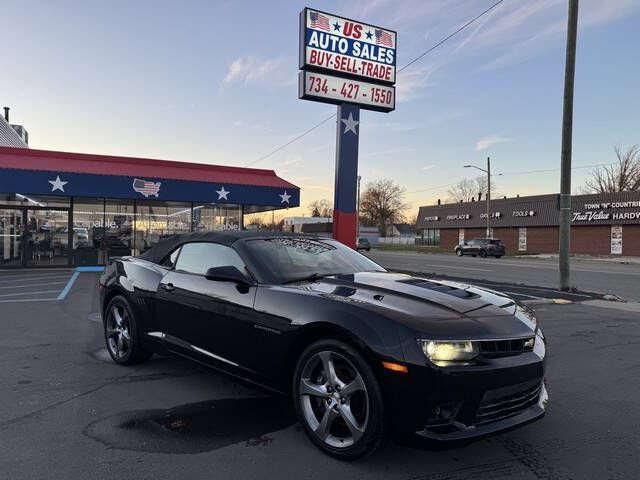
[[516, 253, 640, 265]]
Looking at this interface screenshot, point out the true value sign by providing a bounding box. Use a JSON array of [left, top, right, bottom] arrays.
[[299, 7, 396, 112]]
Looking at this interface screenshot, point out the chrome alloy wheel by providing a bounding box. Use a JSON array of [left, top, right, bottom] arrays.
[[299, 351, 369, 449], [106, 304, 131, 359]]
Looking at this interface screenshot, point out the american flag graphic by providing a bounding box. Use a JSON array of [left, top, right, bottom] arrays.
[[309, 11, 330, 31], [375, 29, 394, 47], [132, 178, 161, 197]]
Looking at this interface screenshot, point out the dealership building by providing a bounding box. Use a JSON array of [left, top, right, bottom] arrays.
[[0, 145, 299, 268], [416, 192, 640, 256]]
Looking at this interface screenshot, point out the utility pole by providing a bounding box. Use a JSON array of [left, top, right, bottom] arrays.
[[356, 175, 362, 239], [464, 156, 493, 237], [486, 156, 491, 237], [559, 0, 579, 291]]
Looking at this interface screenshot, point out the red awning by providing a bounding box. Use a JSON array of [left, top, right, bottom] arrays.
[[0, 146, 298, 189]]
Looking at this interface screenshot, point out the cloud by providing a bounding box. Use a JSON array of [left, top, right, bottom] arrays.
[[477, 0, 640, 71], [475, 136, 512, 151], [223, 56, 295, 87], [422, 165, 435, 171]]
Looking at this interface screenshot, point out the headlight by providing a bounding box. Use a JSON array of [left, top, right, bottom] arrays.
[[418, 340, 479, 365]]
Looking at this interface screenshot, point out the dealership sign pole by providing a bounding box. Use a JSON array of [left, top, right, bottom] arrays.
[[299, 8, 396, 248]]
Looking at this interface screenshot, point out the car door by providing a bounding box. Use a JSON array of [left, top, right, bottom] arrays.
[[156, 241, 258, 373], [464, 239, 477, 254]]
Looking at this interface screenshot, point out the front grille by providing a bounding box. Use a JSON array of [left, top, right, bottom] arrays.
[[474, 380, 542, 425], [479, 337, 534, 357]]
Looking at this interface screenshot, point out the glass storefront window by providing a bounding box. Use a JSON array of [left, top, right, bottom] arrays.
[[193, 204, 241, 232], [103, 199, 135, 260], [73, 198, 105, 265], [0, 208, 23, 266], [420, 228, 440, 246], [25, 209, 70, 266], [135, 201, 192, 254]]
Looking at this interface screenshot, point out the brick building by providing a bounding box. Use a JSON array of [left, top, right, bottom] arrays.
[[416, 192, 640, 256]]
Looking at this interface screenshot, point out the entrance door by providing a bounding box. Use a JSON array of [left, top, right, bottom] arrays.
[[0, 208, 23, 267], [24, 208, 70, 267]]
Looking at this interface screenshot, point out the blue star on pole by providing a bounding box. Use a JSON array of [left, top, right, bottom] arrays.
[[333, 21, 341, 32], [366, 30, 373, 40]]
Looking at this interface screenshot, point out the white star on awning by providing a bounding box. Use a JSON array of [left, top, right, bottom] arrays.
[[48, 175, 68, 192], [216, 186, 230, 200], [280, 190, 291, 204]]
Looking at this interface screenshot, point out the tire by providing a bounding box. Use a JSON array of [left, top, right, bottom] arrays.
[[293, 339, 385, 460], [479, 250, 487, 258], [455, 249, 463, 257], [366, 248, 371, 252], [495, 255, 503, 259], [104, 295, 152, 365]]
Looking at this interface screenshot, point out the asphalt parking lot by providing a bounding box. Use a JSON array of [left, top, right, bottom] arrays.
[[0, 269, 75, 303], [1, 270, 639, 479]]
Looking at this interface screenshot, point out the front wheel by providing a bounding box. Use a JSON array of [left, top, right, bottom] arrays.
[[455, 249, 463, 257], [293, 339, 385, 460]]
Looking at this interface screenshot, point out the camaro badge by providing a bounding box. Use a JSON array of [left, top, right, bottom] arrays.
[[132, 178, 161, 197]]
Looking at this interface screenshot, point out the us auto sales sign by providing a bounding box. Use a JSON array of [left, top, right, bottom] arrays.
[[300, 8, 397, 83]]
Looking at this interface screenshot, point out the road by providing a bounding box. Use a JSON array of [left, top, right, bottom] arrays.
[[366, 251, 640, 302], [1, 270, 639, 479]]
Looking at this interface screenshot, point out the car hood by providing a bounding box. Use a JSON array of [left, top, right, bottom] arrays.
[[285, 271, 535, 339]]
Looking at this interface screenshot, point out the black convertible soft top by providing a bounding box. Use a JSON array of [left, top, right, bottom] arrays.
[[137, 231, 327, 264]]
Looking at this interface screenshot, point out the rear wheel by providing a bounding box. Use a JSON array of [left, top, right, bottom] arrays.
[[293, 339, 385, 460], [495, 255, 503, 259], [479, 250, 487, 258], [104, 295, 152, 365]]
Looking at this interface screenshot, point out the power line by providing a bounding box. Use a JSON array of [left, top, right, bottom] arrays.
[[245, 0, 506, 167], [397, 0, 504, 73], [405, 163, 614, 195], [245, 114, 336, 167]]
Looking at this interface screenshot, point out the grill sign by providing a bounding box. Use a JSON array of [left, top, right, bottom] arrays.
[[300, 8, 397, 84], [299, 71, 395, 112]]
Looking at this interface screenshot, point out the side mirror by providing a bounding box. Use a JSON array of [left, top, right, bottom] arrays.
[[204, 266, 253, 286]]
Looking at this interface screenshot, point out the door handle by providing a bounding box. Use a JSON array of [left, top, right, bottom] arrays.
[[162, 283, 175, 292]]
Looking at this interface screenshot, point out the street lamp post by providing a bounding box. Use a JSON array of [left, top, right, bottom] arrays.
[[465, 157, 494, 237]]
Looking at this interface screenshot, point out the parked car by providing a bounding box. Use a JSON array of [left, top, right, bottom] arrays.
[[455, 238, 505, 258], [99, 232, 546, 459], [356, 237, 371, 251]]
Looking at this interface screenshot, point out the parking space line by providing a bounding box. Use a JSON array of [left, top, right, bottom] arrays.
[[0, 281, 69, 290], [0, 275, 72, 284], [0, 289, 62, 298], [57, 271, 80, 300], [0, 297, 59, 304], [0, 271, 73, 281]]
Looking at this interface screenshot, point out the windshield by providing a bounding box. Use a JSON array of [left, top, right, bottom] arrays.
[[243, 237, 385, 284]]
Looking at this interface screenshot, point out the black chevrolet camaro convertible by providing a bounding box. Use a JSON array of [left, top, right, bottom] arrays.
[[99, 231, 548, 459]]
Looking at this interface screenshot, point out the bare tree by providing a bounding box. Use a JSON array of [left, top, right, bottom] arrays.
[[447, 178, 476, 203], [308, 199, 333, 217], [583, 145, 640, 193], [446, 176, 497, 203], [360, 179, 409, 236]]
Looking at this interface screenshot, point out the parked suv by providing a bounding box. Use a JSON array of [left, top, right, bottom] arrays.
[[356, 237, 371, 251], [455, 238, 505, 258]]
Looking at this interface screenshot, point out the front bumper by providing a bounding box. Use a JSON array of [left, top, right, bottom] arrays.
[[381, 350, 547, 440]]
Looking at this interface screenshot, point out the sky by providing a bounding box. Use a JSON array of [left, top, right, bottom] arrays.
[[3, 0, 640, 219]]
